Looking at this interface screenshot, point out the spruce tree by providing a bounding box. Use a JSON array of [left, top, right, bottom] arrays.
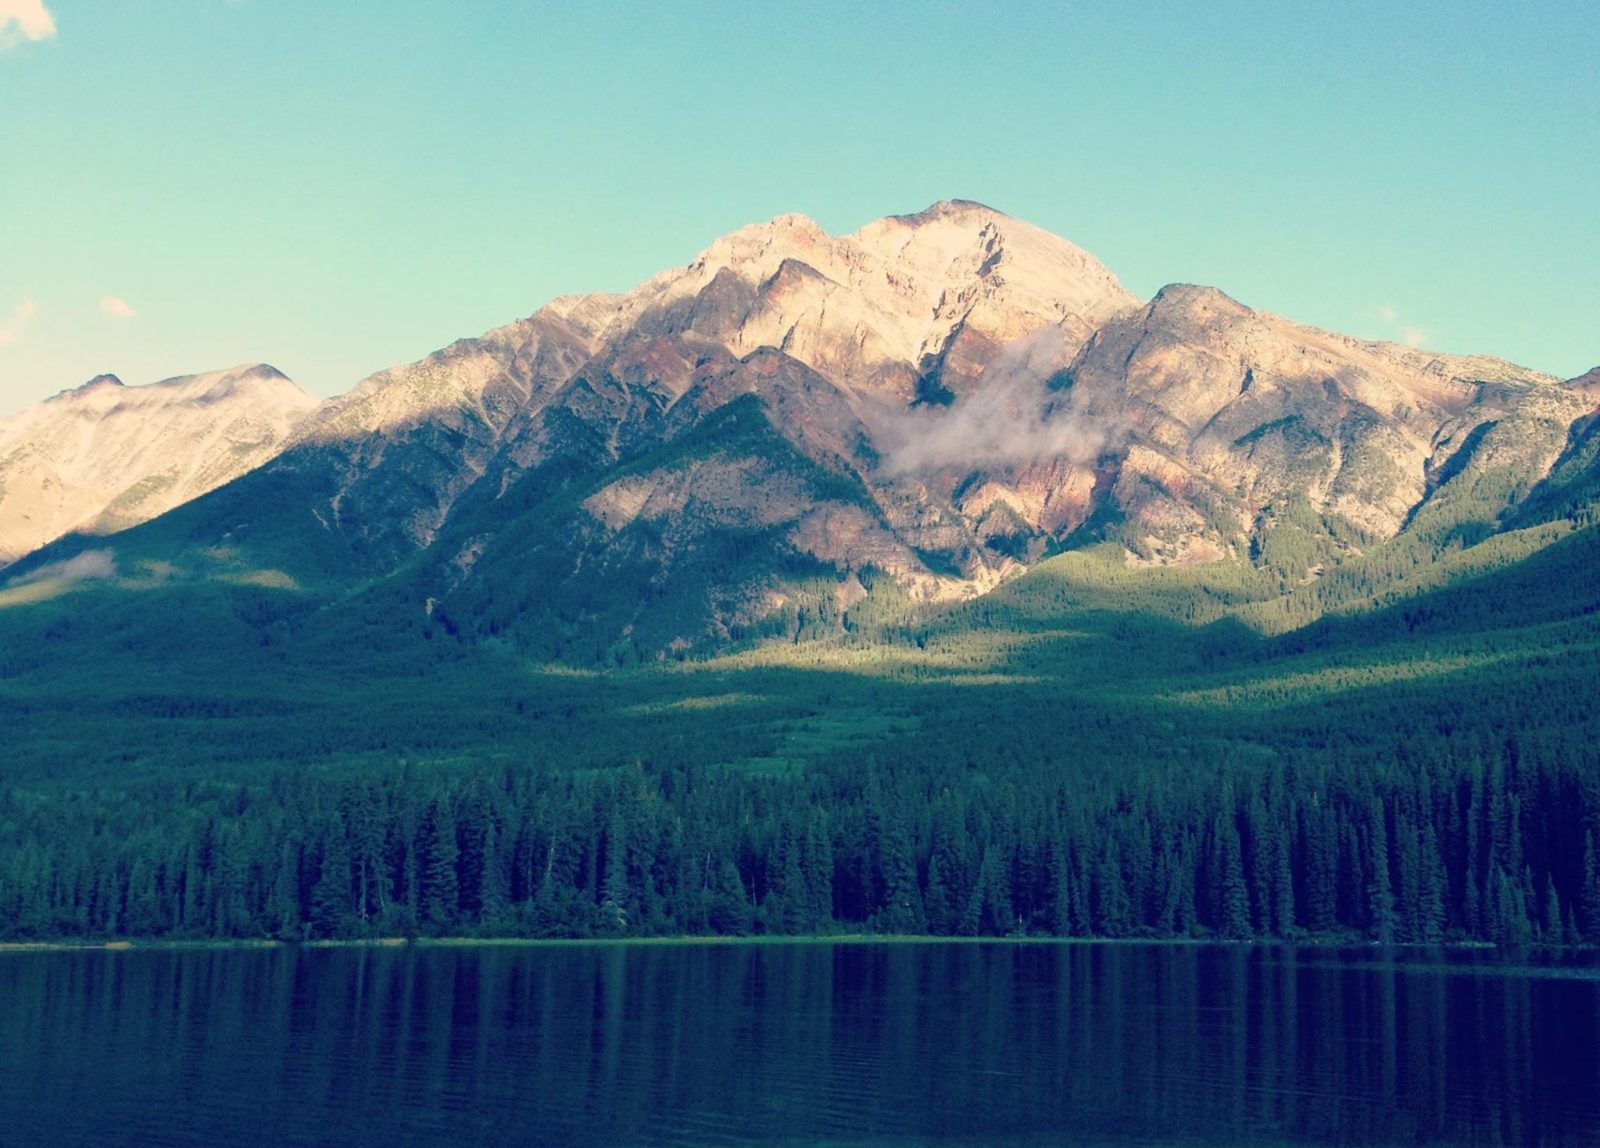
[[1214, 812, 1251, 941], [418, 799, 459, 932], [1366, 795, 1397, 945], [1582, 831, 1600, 946]]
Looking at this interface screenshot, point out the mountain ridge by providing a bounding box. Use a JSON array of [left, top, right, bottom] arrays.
[[2, 204, 1595, 663]]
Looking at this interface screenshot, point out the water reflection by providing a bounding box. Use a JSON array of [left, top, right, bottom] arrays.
[[1, 942, 1596, 1146]]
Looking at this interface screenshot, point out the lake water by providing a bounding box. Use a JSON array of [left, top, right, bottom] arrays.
[[1, 941, 1597, 1147]]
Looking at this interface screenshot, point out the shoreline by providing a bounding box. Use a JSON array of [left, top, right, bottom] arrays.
[[0, 933, 1528, 956]]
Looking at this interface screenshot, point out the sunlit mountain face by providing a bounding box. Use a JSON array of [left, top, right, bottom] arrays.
[[5, 203, 1594, 665]]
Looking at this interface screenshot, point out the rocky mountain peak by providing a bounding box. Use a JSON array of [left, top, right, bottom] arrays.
[[692, 212, 830, 279], [888, 198, 1008, 225], [659, 203, 1139, 401], [1568, 365, 1600, 405], [0, 365, 317, 565], [1149, 283, 1250, 316]]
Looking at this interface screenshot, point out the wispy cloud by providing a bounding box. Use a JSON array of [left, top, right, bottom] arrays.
[[1377, 303, 1428, 351], [7, 549, 117, 588], [100, 295, 136, 320], [0, 0, 56, 51], [872, 326, 1120, 475], [0, 298, 37, 347]]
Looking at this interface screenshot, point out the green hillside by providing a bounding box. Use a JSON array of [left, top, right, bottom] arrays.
[[3, 465, 1599, 945]]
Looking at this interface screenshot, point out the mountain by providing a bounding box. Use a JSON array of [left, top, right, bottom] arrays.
[[1017, 285, 1580, 563], [0, 364, 316, 566], [5, 203, 1597, 662], [228, 199, 1137, 578], [3, 207, 1600, 953]]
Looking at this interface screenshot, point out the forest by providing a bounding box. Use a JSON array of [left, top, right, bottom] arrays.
[[4, 514, 1600, 947], [3, 728, 1597, 946]]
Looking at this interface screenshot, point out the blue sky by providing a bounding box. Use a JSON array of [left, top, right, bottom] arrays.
[[2, 0, 1596, 410]]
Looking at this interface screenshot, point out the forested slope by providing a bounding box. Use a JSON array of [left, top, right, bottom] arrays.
[[3, 505, 1599, 946]]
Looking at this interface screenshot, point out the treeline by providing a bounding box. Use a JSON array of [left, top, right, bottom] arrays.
[[3, 741, 1598, 946]]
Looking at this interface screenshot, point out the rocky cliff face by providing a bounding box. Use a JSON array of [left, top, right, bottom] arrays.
[[949, 284, 1584, 565], [0, 365, 316, 565], [7, 204, 1593, 658]]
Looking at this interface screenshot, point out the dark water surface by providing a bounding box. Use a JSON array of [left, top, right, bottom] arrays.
[[2, 941, 1598, 1147]]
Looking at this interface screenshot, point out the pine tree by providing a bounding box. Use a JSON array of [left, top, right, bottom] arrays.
[[310, 828, 353, 938], [1302, 800, 1338, 934], [1366, 795, 1397, 944], [124, 856, 162, 937], [877, 807, 923, 934], [926, 808, 967, 935], [804, 814, 834, 932], [1050, 835, 1075, 936], [1095, 837, 1133, 938], [1215, 811, 1251, 940], [267, 841, 303, 941], [1583, 831, 1600, 946], [776, 827, 808, 933], [601, 805, 630, 932], [1416, 818, 1447, 943], [1172, 832, 1199, 936], [707, 859, 751, 935], [477, 800, 508, 929], [418, 799, 459, 932], [980, 845, 1015, 935], [1542, 880, 1563, 944]]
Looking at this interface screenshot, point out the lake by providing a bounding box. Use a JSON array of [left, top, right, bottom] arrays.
[[1, 941, 1597, 1146]]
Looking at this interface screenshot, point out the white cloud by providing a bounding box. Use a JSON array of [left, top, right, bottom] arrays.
[[100, 295, 136, 320], [0, 298, 37, 347], [872, 326, 1124, 475], [0, 0, 56, 51], [8, 549, 117, 587], [1376, 303, 1428, 351]]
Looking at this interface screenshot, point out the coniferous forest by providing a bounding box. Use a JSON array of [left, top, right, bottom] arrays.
[[4, 734, 1596, 946], [4, 522, 1600, 948]]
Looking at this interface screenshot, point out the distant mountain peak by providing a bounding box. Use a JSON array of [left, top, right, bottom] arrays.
[[0, 364, 317, 565]]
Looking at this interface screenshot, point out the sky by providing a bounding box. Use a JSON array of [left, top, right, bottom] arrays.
[[1, 1, 1597, 411]]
